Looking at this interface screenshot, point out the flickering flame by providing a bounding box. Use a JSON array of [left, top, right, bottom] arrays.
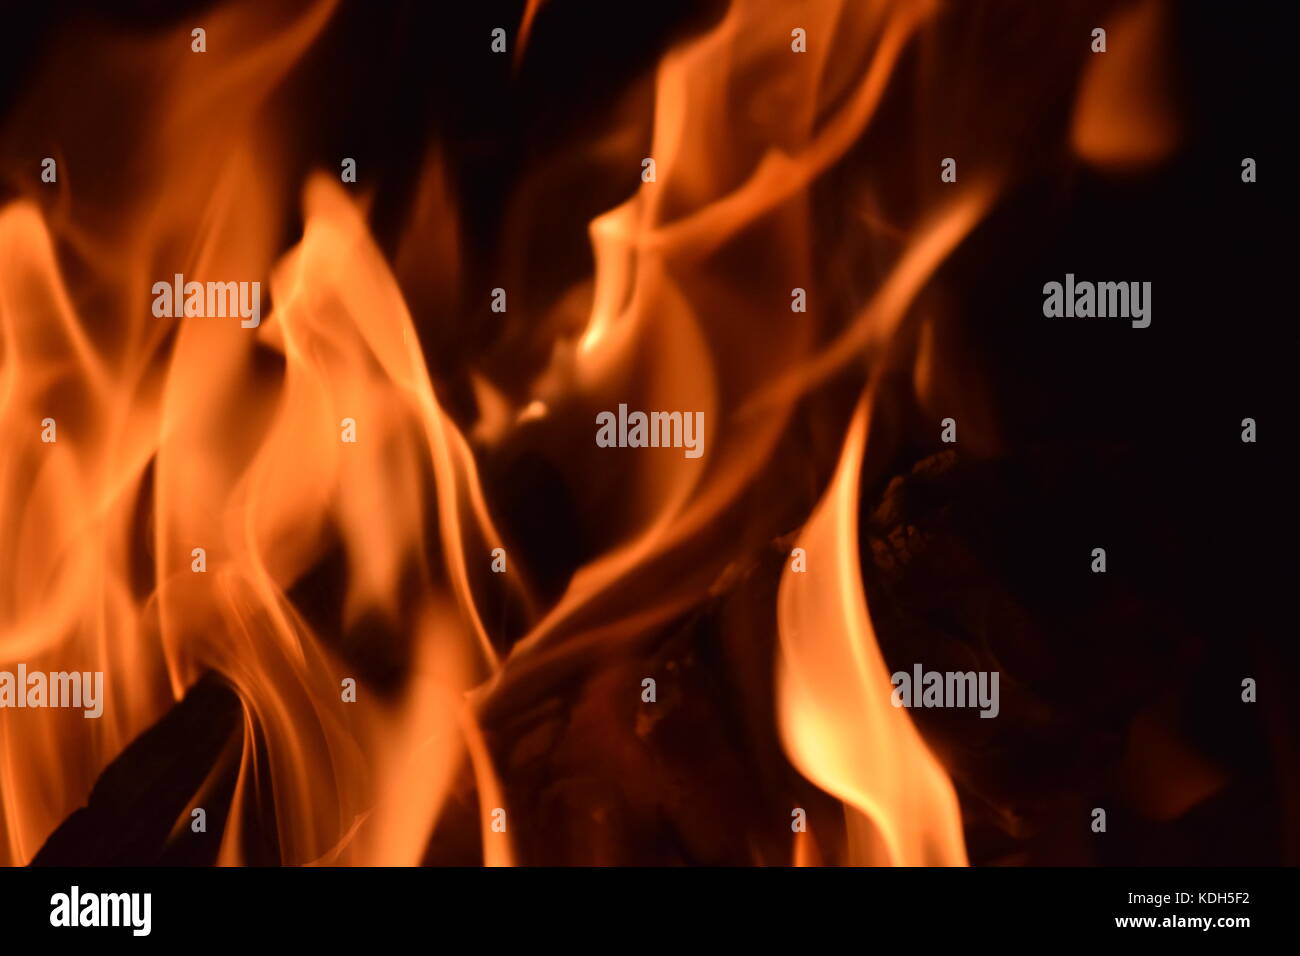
[[1072, 0, 1180, 169], [777, 390, 967, 866], [0, 0, 509, 866], [489, 0, 974, 865], [1, 0, 1116, 867], [516, 0, 548, 68]]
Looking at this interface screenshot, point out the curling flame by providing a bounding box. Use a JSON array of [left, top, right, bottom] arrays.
[[0, 0, 509, 866], [777, 392, 967, 866]]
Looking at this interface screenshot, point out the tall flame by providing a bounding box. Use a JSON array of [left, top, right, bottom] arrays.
[[777, 390, 967, 866], [0, 0, 511, 866]]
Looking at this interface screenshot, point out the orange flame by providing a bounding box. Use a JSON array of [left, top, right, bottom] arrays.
[[0, 0, 511, 866], [1072, 0, 1180, 169], [778, 389, 967, 866], [0, 0, 1018, 866]]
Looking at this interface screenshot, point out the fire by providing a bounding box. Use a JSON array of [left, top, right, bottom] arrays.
[[0, 0, 1015, 866], [777, 390, 967, 866], [1071, 0, 1180, 170], [0, 0, 507, 867]]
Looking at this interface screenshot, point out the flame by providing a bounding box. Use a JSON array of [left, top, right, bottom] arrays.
[[0, 0, 1113, 867], [516, 0, 549, 69], [1071, 0, 1180, 169], [777, 390, 967, 866], [498, 0, 953, 673], [0, 0, 509, 866]]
